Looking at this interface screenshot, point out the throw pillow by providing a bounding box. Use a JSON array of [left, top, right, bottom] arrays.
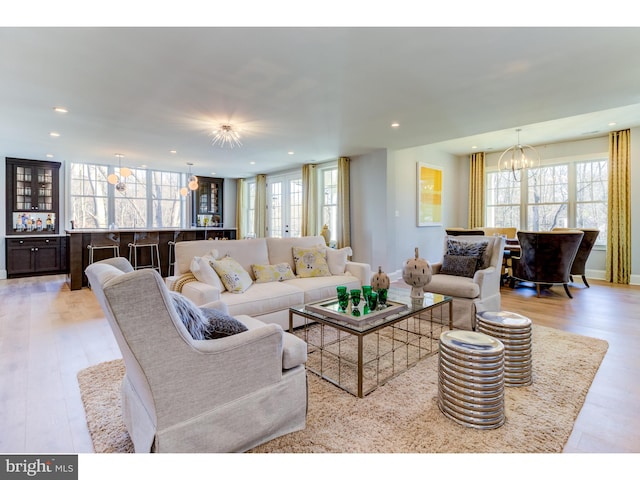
[[169, 291, 209, 340], [439, 254, 478, 278], [326, 246, 353, 275], [252, 263, 296, 283], [190, 254, 226, 292], [446, 239, 489, 270], [200, 307, 248, 339], [292, 245, 331, 278], [210, 255, 253, 293]]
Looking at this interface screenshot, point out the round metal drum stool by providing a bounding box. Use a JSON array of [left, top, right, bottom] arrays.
[[476, 311, 533, 387], [438, 330, 505, 429]]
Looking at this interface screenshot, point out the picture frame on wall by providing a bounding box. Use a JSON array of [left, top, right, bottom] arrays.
[[416, 162, 443, 227]]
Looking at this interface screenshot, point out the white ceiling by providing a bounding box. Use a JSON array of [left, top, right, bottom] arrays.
[[2, 26, 640, 178]]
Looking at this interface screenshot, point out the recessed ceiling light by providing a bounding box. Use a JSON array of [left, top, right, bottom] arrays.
[[170, 149, 177, 154], [53, 107, 68, 113], [46, 154, 54, 158], [391, 123, 400, 128], [49, 132, 60, 137], [471, 146, 478, 149], [608, 122, 617, 126], [211, 172, 216, 176], [250, 161, 256, 165], [288, 151, 295, 155]]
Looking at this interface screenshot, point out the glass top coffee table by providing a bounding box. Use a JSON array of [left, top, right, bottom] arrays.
[[289, 288, 453, 397]]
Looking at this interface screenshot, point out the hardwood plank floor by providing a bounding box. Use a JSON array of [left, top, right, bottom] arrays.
[[0, 274, 638, 453]]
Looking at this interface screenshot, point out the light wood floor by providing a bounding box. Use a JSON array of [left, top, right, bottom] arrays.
[[0, 274, 639, 453]]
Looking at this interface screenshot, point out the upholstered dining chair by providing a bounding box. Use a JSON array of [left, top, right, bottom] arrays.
[[445, 228, 485, 236], [552, 227, 600, 288], [509, 230, 584, 298]]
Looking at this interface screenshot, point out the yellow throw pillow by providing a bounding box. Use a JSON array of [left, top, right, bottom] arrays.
[[292, 246, 331, 278], [210, 256, 253, 293], [252, 263, 296, 283]]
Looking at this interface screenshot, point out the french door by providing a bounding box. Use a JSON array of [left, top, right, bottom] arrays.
[[267, 173, 302, 238]]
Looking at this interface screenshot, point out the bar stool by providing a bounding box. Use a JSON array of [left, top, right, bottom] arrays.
[[87, 232, 120, 264], [167, 231, 185, 277], [128, 231, 161, 274]]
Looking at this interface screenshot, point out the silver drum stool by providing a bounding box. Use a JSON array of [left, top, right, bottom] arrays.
[[438, 330, 505, 429], [128, 231, 161, 274], [476, 311, 533, 387]]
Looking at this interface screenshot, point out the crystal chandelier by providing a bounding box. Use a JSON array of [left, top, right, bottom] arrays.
[[180, 162, 199, 197], [107, 154, 131, 192], [210, 124, 242, 148], [498, 129, 540, 180]]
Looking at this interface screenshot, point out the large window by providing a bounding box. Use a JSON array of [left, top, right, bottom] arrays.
[[486, 159, 607, 246], [70, 162, 184, 229]]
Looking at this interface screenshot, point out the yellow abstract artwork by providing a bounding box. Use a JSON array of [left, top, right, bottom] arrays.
[[417, 163, 442, 226]]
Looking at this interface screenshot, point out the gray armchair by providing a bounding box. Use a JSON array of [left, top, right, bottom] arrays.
[[85, 257, 307, 453], [552, 227, 600, 287], [509, 230, 584, 298], [426, 235, 505, 330]]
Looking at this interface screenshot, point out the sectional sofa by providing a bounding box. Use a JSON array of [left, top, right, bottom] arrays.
[[166, 235, 371, 329]]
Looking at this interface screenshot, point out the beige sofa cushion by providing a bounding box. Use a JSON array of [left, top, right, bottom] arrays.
[[222, 282, 305, 318], [285, 274, 360, 304]]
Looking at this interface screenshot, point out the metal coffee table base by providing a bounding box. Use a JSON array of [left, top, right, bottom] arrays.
[[290, 294, 453, 397]]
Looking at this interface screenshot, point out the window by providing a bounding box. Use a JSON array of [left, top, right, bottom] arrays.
[[319, 165, 338, 244], [267, 172, 302, 238], [70, 162, 184, 229], [486, 171, 521, 228], [527, 164, 569, 231], [244, 179, 257, 237], [486, 158, 607, 247]]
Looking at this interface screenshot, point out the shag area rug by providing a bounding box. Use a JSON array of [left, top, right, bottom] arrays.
[[77, 324, 608, 453]]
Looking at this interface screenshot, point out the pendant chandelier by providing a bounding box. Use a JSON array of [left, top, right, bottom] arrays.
[[180, 162, 199, 197], [107, 154, 131, 192], [498, 129, 540, 180], [210, 124, 242, 148]]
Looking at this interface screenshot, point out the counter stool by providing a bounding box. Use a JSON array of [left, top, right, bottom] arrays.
[[167, 231, 185, 276], [438, 330, 505, 429], [128, 231, 161, 274], [87, 232, 120, 264]]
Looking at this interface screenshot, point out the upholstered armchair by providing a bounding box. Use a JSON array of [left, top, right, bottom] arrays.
[[552, 227, 600, 287], [85, 257, 308, 453], [509, 230, 584, 298], [426, 235, 505, 330]]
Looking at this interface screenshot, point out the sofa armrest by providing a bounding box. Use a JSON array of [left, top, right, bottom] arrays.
[[345, 261, 372, 286], [181, 281, 222, 306], [431, 262, 443, 274]]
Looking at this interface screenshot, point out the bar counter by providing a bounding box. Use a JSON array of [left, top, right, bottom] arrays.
[[66, 227, 236, 290]]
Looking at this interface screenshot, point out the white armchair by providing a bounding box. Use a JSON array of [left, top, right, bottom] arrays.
[[85, 257, 308, 453], [424, 235, 505, 330]]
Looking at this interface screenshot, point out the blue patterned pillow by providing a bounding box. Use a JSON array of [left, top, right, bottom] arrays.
[[170, 291, 209, 340]]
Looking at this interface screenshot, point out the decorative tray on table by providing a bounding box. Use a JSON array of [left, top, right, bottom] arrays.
[[305, 298, 408, 325]]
